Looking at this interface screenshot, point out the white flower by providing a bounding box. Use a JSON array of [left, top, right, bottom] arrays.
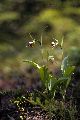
[[55, 39, 58, 45], [51, 41, 56, 48], [26, 40, 35, 48], [51, 38, 58, 48], [48, 56, 54, 63]]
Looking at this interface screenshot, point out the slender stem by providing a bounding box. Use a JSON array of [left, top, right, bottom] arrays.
[[40, 34, 44, 65]]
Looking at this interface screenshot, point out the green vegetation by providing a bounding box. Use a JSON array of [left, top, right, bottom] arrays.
[[0, 0, 80, 72], [23, 37, 75, 119], [0, 1, 80, 119]]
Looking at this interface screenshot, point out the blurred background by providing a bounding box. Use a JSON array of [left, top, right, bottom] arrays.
[[0, 0, 80, 90]]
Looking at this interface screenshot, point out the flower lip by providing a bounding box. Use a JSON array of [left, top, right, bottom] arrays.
[[48, 56, 54, 63], [51, 42, 56, 48], [26, 40, 35, 47], [48, 56, 54, 59]]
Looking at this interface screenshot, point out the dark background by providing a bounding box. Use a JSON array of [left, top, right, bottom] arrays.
[[0, 0, 80, 89]]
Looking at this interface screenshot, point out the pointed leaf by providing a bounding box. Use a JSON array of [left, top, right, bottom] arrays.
[[61, 56, 69, 73], [63, 66, 75, 77], [24, 60, 41, 69]]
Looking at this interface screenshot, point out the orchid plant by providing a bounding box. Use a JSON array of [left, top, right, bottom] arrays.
[[24, 34, 75, 119]]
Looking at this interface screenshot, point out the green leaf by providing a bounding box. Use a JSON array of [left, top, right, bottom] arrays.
[[34, 89, 47, 99], [61, 56, 69, 73], [63, 66, 75, 77], [39, 66, 51, 89], [25, 98, 37, 106], [66, 77, 71, 89], [51, 77, 70, 95], [24, 60, 48, 87], [39, 66, 45, 81], [48, 74, 57, 91], [24, 60, 41, 69], [24, 59, 57, 91], [36, 97, 41, 104], [58, 77, 70, 89]]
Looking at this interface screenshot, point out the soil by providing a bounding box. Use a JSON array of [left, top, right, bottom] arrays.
[[0, 67, 80, 120], [0, 89, 49, 120]]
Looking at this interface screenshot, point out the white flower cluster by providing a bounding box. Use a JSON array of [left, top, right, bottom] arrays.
[[51, 38, 58, 48]]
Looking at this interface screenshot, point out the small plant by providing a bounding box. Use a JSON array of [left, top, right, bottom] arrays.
[[24, 35, 75, 119]]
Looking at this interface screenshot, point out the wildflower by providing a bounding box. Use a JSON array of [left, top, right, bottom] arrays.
[[55, 39, 58, 45], [51, 38, 58, 48], [48, 56, 54, 63], [51, 41, 56, 48], [26, 40, 35, 48]]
